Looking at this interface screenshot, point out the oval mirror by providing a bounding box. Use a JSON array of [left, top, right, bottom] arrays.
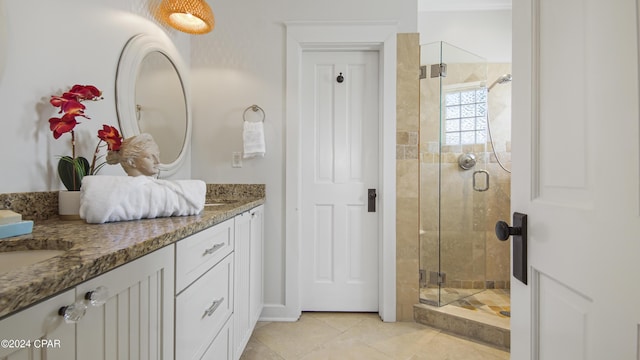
[[115, 34, 191, 177]]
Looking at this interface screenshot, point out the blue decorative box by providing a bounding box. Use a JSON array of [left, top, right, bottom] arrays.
[[0, 221, 34, 239]]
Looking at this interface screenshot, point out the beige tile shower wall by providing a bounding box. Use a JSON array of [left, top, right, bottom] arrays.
[[396, 33, 420, 321], [485, 63, 512, 285]]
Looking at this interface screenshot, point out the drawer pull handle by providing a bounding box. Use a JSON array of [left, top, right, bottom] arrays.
[[203, 243, 225, 256], [203, 297, 224, 318]]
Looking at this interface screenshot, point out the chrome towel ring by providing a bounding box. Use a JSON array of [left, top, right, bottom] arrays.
[[243, 104, 265, 122]]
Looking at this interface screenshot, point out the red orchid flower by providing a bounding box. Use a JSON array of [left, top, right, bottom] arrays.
[[66, 85, 102, 101], [50, 85, 101, 113], [50, 96, 88, 115], [49, 113, 79, 139], [60, 99, 88, 118], [50, 96, 71, 113], [97, 125, 122, 151], [49, 84, 121, 189]]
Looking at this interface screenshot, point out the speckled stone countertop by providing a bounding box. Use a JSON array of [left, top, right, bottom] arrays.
[[0, 184, 265, 320]]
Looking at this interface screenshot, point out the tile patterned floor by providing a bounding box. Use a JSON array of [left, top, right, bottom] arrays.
[[240, 312, 510, 360]]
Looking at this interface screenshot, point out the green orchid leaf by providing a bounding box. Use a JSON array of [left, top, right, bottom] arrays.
[[58, 156, 90, 191]]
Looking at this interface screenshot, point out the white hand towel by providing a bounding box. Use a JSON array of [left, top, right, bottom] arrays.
[[243, 121, 266, 158], [79, 176, 206, 224]]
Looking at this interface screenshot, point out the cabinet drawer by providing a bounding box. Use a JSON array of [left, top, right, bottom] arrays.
[[176, 218, 234, 292], [201, 317, 233, 360], [176, 254, 233, 360]]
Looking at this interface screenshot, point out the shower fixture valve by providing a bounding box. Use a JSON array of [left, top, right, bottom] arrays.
[[458, 153, 476, 170]]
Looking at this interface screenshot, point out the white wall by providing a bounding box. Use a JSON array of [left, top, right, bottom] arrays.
[[419, 9, 512, 62], [0, 0, 191, 193], [189, 0, 417, 318]]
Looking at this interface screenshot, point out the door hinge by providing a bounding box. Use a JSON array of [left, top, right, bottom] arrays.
[[429, 271, 446, 285], [430, 63, 447, 78], [419, 65, 427, 79], [419, 269, 427, 287]]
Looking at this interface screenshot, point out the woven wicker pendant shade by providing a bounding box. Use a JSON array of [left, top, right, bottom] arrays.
[[157, 0, 214, 35]]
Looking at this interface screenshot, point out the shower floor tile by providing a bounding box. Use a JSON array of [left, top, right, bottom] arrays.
[[419, 289, 511, 326], [415, 289, 510, 349]]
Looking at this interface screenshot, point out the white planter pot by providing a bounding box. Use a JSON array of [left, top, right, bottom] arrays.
[[58, 190, 81, 220]]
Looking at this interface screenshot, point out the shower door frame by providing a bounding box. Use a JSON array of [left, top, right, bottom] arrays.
[[419, 41, 491, 307]]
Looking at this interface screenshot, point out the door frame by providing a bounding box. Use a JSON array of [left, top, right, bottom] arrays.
[[284, 21, 397, 322]]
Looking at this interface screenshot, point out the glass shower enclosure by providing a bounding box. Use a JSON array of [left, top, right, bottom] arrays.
[[419, 41, 495, 306]]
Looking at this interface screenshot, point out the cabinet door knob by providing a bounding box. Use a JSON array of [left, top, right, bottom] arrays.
[[58, 302, 87, 324], [85, 286, 109, 307]]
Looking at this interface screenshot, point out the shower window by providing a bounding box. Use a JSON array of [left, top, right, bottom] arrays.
[[443, 85, 487, 145]]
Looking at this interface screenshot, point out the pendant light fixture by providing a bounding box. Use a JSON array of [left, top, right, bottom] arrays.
[[157, 0, 215, 35]]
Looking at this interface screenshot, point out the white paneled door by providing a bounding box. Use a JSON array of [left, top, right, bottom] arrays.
[[511, 0, 640, 358], [300, 50, 379, 311]]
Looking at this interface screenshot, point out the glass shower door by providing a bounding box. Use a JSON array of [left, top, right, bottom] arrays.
[[419, 41, 489, 306]]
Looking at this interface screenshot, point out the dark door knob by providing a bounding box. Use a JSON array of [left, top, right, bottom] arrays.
[[495, 212, 528, 285], [495, 221, 522, 241], [368, 189, 377, 212]]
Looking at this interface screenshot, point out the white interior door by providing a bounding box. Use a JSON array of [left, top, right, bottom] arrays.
[[511, 0, 640, 359], [300, 50, 379, 311]]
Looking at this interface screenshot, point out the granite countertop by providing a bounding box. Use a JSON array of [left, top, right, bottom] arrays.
[[0, 184, 265, 320]]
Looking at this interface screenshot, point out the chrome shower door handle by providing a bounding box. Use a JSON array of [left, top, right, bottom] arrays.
[[473, 170, 490, 192]]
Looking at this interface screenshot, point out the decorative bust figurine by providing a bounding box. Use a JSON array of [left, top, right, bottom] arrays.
[[106, 133, 160, 176]]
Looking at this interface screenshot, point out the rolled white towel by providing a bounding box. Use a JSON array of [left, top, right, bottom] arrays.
[[79, 176, 206, 224], [243, 121, 266, 158]]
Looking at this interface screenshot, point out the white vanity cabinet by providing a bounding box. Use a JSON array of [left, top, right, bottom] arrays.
[[175, 218, 235, 360], [0, 245, 174, 360], [0, 289, 76, 360], [0, 202, 264, 360], [75, 245, 175, 359], [175, 205, 264, 360], [233, 205, 264, 360]]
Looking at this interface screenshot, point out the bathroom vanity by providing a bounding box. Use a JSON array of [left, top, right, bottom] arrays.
[[0, 185, 264, 360]]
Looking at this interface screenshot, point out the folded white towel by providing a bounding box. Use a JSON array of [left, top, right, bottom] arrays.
[[79, 176, 206, 224], [243, 121, 266, 158]]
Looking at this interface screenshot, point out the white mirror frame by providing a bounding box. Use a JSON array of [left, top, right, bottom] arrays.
[[115, 33, 191, 177], [0, 2, 7, 80]]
